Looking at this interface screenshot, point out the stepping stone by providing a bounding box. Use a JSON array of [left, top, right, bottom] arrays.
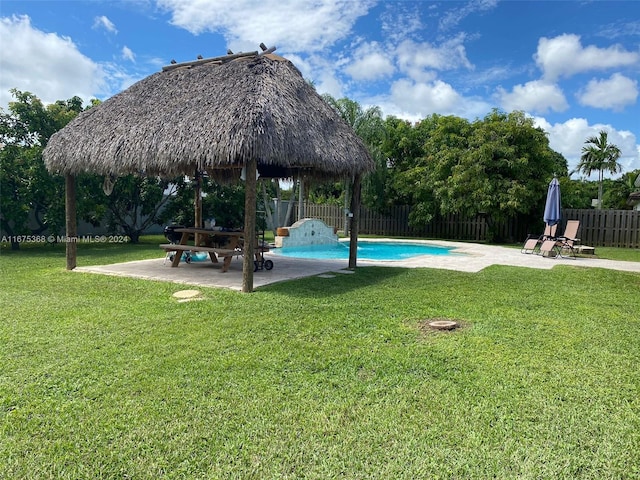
[[172, 289, 201, 299]]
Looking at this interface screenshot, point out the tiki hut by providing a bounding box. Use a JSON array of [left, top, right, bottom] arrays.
[[43, 48, 374, 292]]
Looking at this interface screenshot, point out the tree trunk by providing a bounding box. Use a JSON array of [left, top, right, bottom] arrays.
[[598, 170, 603, 209], [124, 227, 140, 244], [284, 183, 296, 226], [261, 181, 275, 233], [262, 179, 297, 236]]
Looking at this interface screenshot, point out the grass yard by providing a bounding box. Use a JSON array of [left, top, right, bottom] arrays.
[[1, 240, 639, 479]]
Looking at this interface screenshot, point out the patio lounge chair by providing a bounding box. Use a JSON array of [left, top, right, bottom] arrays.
[[540, 239, 560, 258], [556, 220, 580, 258], [521, 223, 558, 254]]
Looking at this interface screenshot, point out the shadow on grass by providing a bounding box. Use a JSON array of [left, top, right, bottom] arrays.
[[260, 265, 411, 298]]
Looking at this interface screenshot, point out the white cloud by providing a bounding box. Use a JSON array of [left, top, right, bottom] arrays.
[[122, 46, 136, 62], [597, 20, 640, 40], [495, 80, 568, 114], [533, 116, 640, 176], [384, 77, 490, 120], [286, 53, 345, 98], [380, 3, 423, 44], [0, 15, 106, 109], [396, 36, 473, 81], [438, 0, 498, 31], [157, 0, 375, 53], [282, 53, 312, 78], [535, 34, 639, 80], [390, 79, 462, 114], [344, 42, 394, 81], [464, 64, 516, 87], [315, 73, 344, 99], [577, 73, 638, 111], [93, 15, 117, 34]]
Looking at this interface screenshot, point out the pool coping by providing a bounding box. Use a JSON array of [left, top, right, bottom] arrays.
[[270, 238, 454, 261]]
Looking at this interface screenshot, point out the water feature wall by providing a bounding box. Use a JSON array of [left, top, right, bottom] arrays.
[[274, 218, 338, 248]]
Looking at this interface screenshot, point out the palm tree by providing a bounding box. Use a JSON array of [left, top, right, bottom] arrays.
[[321, 95, 387, 231], [575, 130, 622, 209]]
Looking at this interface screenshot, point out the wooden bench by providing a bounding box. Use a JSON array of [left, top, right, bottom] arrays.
[[159, 244, 242, 272]]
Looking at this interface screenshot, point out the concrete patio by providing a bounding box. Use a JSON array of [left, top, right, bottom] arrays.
[[74, 240, 640, 291]]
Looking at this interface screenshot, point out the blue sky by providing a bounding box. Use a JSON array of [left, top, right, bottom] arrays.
[[1, 0, 639, 177]]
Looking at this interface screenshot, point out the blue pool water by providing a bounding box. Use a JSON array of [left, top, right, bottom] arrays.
[[272, 241, 453, 261]]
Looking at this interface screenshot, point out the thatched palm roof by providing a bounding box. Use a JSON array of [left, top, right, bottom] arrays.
[[43, 52, 373, 180]]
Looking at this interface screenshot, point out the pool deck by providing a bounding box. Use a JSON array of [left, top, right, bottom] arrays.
[[74, 239, 640, 292]]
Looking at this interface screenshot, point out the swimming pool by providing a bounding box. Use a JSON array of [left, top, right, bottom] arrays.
[[271, 240, 453, 261]]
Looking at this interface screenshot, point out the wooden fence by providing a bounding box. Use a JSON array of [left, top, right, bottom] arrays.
[[301, 203, 640, 248], [563, 209, 640, 248]]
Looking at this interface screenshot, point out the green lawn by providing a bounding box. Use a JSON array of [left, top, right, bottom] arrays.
[[583, 246, 640, 262], [505, 243, 640, 262], [1, 240, 639, 479]]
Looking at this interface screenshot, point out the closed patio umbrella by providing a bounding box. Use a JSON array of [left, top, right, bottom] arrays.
[[543, 177, 561, 226]]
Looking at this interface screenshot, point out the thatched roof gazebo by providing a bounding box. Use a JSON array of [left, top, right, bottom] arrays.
[[43, 48, 374, 292]]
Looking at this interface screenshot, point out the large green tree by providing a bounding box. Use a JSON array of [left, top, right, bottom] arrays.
[[100, 175, 178, 243], [0, 90, 86, 248], [319, 95, 388, 213], [602, 169, 639, 209], [560, 177, 597, 209], [0, 90, 183, 247], [383, 115, 437, 210], [575, 130, 622, 209], [159, 176, 247, 231], [395, 114, 472, 226], [395, 110, 567, 241]]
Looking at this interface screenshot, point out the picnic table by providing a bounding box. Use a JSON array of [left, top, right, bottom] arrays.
[[160, 227, 244, 272]]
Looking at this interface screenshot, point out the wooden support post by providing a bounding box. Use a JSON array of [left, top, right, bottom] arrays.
[[194, 170, 202, 228], [242, 157, 257, 293], [348, 174, 361, 269], [65, 174, 77, 270], [343, 179, 351, 235], [297, 175, 305, 221]]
